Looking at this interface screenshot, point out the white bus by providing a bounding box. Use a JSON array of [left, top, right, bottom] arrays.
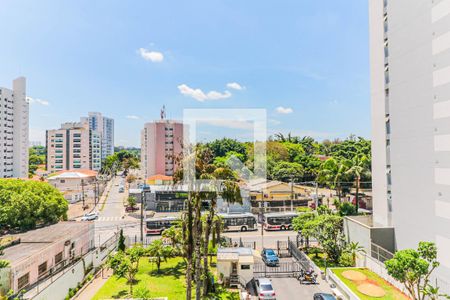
[[145, 216, 178, 235], [263, 212, 298, 231], [218, 213, 258, 232]]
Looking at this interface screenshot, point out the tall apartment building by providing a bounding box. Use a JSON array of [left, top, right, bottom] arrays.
[[141, 120, 184, 178], [46, 122, 101, 173], [82, 112, 114, 161], [0, 77, 29, 178], [369, 0, 450, 290]]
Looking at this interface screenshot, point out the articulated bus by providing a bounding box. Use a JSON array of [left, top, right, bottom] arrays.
[[145, 217, 178, 235], [218, 213, 258, 232], [263, 212, 298, 231]]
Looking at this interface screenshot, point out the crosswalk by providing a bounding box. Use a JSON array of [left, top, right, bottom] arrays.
[[96, 216, 123, 222]]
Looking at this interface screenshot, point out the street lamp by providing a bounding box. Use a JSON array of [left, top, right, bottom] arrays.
[[140, 183, 151, 243]]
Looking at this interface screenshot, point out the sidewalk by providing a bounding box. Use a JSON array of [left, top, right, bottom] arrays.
[[73, 268, 113, 300]]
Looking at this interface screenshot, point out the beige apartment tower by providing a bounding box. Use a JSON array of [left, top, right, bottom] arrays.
[[46, 122, 101, 173]]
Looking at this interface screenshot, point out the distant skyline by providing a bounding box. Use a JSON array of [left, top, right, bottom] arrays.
[[0, 0, 370, 147]]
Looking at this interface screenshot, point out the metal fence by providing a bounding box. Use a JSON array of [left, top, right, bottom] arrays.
[[253, 261, 301, 277], [370, 242, 394, 262], [288, 240, 311, 270]]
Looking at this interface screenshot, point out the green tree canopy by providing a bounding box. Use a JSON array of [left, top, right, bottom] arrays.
[[0, 180, 68, 230]]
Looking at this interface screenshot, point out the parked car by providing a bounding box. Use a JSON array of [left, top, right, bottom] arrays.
[[261, 249, 279, 267], [119, 186, 125, 193], [313, 293, 336, 300], [255, 278, 276, 300], [81, 212, 98, 221], [125, 206, 139, 212]]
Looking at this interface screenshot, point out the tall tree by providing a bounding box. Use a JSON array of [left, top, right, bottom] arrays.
[[344, 154, 370, 211], [318, 157, 348, 202], [0, 180, 68, 231]]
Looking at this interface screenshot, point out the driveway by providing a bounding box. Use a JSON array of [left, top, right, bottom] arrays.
[[270, 277, 332, 300]]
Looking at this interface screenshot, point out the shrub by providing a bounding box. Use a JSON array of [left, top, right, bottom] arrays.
[[339, 252, 354, 267]]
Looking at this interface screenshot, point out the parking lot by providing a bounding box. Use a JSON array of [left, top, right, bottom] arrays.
[[270, 277, 333, 300], [250, 257, 333, 300]]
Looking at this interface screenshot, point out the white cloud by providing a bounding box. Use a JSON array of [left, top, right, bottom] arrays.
[[177, 84, 232, 102], [275, 106, 293, 114], [138, 48, 164, 62], [26, 96, 50, 106], [126, 115, 140, 120], [226, 82, 244, 90]]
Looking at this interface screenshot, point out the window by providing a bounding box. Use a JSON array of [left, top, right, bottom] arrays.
[[241, 264, 250, 270], [17, 273, 29, 290], [55, 252, 63, 264], [38, 262, 47, 277]]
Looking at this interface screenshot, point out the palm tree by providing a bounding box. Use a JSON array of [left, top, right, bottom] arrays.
[[146, 239, 173, 273], [345, 154, 370, 212], [346, 242, 366, 266], [162, 225, 181, 249], [319, 157, 348, 202]]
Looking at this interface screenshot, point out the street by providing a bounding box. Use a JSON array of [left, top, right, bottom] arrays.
[[89, 181, 334, 299]]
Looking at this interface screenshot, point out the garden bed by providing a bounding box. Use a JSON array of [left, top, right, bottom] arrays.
[[330, 268, 409, 300]]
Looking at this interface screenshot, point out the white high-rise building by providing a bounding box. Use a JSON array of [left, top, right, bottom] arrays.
[[0, 77, 29, 178], [83, 112, 114, 161], [369, 0, 450, 291]]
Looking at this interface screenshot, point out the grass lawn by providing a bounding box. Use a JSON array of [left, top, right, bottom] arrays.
[[332, 268, 409, 300], [93, 257, 238, 300], [307, 252, 341, 271]]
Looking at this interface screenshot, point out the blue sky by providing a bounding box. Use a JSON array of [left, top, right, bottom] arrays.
[[0, 0, 370, 147]]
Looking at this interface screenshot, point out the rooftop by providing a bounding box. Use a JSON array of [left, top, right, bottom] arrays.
[[49, 169, 97, 179], [0, 222, 93, 267]]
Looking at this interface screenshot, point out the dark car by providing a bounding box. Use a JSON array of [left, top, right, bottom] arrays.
[[261, 248, 279, 266], [313, 293, 336, 300], [125, 206, 139, 212]]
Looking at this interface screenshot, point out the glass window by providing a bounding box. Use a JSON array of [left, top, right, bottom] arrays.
[[18, 273, 29, 290], [55, 252, 63, 264], [38, 262, 47, 277], [241, 265, 250, 270]]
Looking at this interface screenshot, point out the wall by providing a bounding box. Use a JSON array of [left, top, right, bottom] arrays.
[[343, 218, 371, 253], [24, 234, 116, 300]]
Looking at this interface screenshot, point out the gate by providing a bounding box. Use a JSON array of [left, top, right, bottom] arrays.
[[288, 240, 311, 270], [253, 261, 301, 278]]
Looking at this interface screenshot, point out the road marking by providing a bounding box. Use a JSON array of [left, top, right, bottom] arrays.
[[97, 216, 122, 222]]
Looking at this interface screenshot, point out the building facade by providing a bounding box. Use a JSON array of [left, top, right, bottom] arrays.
[[370, 0, 450, 290], [83, 112, 114, 161], [46, 122, 101, 173], [0, 77, 29, 178], [140, 120, 184, 178]]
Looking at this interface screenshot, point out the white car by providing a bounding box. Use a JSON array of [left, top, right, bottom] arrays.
[[81, 212, 98, 221], [255, 278, 276, 300]]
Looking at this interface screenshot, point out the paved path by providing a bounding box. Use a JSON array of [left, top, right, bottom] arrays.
[[73, 269, 112, 300]]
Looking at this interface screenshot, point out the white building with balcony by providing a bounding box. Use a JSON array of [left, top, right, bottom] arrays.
[[0, 77, 29, 178]]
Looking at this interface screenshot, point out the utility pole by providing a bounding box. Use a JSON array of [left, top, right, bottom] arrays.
[[94, 180, 98, 206], [81, 179, 85, 209], [315, 181, 319, 209], [290, 175, 294, 212], [140, 183, 150, 243], [260, 190, 264, 249]]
